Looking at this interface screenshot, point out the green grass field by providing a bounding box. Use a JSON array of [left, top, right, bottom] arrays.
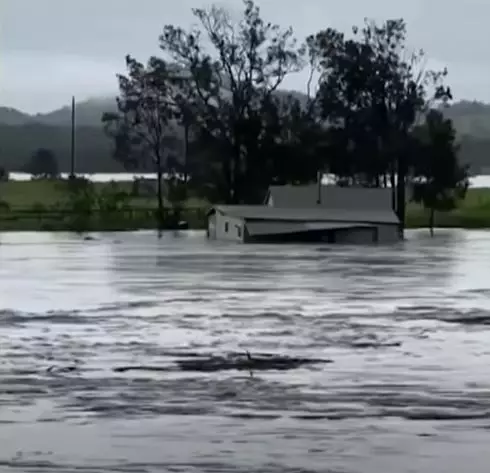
[[1, 178, 490, 231], [406, 187, 490, 229], [0, 179, 207, 231], [0, 179, 205, 210]]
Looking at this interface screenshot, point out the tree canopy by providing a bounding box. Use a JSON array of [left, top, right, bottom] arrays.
[[102, 0, 470, 230], [102, 55, 182, 226], [158, 0, 308, 203]]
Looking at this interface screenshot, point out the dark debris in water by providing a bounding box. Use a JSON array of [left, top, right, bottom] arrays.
[[114, 352, 333, 374], [47, 365, 77, 374], [447, 315, 490, 325], [350, 341, 402, 349], [396, 306, 490, 326], [42, 352, 333, 376], [175, 353, 332, 372]]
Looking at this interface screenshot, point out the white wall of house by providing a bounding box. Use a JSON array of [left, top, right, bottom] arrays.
[[207, 213, 217, 239], [210, 212, 245, 242]]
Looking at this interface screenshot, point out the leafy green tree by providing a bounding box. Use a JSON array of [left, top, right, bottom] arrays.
[[158, 0, 304, 203], [102, 55, 178, 229], [267, 96, 328, 185], [99, 4, 472, 228], [411, 110, 469, 235], [23, 148, 59, 179], [310, 19, 451, 227]]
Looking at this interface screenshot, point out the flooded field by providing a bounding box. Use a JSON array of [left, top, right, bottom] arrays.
[[0, 230, 490, 472]]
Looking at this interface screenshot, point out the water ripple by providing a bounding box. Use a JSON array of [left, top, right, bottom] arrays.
[[1, 230, 490, 472]]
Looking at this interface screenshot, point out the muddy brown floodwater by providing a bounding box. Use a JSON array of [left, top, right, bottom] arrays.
[[1, 229, 490, 472]]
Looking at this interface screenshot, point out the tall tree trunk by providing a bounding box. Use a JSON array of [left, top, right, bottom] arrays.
[[429, 208, 435, 237], [221, 150, 232, 204], [231, 142, 241, 204], [396, 151, 407, 238], [231, 155, 238, 204], [156, 153, 164, 230], [390, 165, 396, 212], [183, 122, 189, 201]]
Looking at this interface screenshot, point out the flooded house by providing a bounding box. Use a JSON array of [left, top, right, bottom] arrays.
[[207, 184, 401, 244]]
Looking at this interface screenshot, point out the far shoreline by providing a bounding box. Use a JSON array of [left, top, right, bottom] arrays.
[[2, 179, 490, 232], [6, 172, 490, 188]]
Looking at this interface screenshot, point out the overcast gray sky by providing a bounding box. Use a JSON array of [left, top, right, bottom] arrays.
[[2, 0, 489, 113]]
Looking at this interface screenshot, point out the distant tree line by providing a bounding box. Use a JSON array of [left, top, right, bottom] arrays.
[[102, 0, 469, 228], [0, 147, 63, 180], [2, 106, 490, 176], [1, 122, 489, 175]]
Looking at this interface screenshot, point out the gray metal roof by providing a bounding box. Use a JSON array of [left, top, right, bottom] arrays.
[[267, 184, 393, 211], [212, 205, 399, 224], [246, 220, 375, 236]]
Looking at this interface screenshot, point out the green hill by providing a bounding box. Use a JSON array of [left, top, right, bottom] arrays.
[[0, 123, 122, 173], [1, 97, 490, 174]]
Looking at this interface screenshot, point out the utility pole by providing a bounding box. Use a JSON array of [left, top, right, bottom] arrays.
[[70, 96, 76, 179], [316, 170, 322, 204]]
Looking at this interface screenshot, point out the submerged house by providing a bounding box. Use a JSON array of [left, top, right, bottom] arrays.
[[207, 184, 400, 244]]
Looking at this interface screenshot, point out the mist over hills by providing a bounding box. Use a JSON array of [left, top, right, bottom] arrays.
[[1, 96, 490, 174], [0, 97, 118, 127], [0, 98, 120, 173]]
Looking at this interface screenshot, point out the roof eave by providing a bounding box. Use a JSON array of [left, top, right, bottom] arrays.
[[206, 206, 220, 217]]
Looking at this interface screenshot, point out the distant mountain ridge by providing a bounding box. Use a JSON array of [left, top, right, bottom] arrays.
[[1, 96, 490, 174], [0, 97, 118, 127], [2, 96, 490, 137]]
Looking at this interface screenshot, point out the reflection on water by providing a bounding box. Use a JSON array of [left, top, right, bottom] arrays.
[[1, 230, 490, 472]]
